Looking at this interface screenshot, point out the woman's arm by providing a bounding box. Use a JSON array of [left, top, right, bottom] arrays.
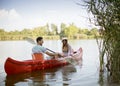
[[68, 44, 74, 55]]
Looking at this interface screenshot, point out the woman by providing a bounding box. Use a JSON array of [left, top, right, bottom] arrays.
[[61, 37, 74, 57], [59, 37, 83, 65]]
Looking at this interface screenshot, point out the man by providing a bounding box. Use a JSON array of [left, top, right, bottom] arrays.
[[32, 37, 59, 59]]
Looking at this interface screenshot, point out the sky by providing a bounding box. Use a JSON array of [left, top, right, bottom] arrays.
[[0, 0, 95, 31]]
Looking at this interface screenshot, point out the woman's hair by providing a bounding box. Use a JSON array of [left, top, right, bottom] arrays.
[[62, 39, 69, 52], [62, 40, 67, 43], [36, 37, 43, 43]]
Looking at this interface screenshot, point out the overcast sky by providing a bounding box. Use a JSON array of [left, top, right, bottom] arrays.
[[0, 0, 94, 31]]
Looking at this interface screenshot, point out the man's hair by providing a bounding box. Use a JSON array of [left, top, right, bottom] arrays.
[[36, 37, 43, 43]]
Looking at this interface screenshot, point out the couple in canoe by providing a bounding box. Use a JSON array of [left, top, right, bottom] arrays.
[[32, 37, 83, 64]]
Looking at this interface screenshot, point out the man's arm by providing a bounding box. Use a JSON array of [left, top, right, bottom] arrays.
[[45, 51, 57, 57]]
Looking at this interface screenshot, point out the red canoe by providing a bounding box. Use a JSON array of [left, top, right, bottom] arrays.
[[4, 56, 68, 75], [4, 48, 83, 75]]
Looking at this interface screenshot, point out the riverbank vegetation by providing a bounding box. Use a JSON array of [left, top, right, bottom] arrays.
[[0, 23, 99, 40], [86, 0, 120, 83]]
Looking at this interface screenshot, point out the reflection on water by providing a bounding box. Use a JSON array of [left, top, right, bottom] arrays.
[[5, 65, 78, 86]]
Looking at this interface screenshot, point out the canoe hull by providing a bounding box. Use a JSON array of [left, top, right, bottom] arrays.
[[4, 58, 68, 75]]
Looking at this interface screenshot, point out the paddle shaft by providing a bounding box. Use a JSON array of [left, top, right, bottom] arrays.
[[46, 48, 56, 53]]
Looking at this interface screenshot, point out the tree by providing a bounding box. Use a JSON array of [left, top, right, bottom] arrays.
[[0, 29, 5, 35], [45, 23, 51, 35], [86, 0, 120, 83], [51, 24, 58, 35], [21, 29, 32, 35], [90, 28, 99, 37], [64, 23, 79, 38], [32, 26, 47, 36], [59, 23, 67, 38], [12, 30, 20, 35]]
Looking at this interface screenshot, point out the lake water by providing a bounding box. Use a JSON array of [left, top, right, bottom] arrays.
[[0, 39, 116, 86]]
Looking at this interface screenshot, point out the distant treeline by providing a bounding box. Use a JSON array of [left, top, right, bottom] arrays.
[[0, 23, 100, 40]]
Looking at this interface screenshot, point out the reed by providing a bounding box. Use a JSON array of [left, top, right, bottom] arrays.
[[85, 0, 120, 83]]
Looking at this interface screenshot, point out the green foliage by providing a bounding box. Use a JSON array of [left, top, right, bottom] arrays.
[[59, 23, 67, 38], [21, 29, 32, 35], [64, 23, 79, 38], [0, 23, 99, 40], [51, 24, 58, 35], [86, 0, 120, 83], [0, 29, 5, 35]]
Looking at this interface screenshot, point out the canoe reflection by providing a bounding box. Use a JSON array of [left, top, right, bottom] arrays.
[[5, 67, 59, 86], [5, 64, 80, 86]]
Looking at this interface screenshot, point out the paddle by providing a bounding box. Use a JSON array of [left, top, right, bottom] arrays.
[[24, 37, 56, 53]]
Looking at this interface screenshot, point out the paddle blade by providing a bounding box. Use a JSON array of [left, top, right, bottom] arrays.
[[65, 58, 78, 65], [24, 37, 36, 45]]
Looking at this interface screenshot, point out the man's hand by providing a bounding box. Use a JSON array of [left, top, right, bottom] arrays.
[[54, 53, 63, 59]]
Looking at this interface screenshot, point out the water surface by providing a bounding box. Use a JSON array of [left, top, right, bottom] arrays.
[[0, 39, 106, 86]]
